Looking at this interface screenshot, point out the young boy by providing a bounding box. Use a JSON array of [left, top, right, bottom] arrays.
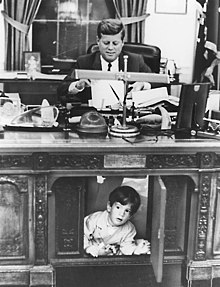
[[84, 185, 150, 257]]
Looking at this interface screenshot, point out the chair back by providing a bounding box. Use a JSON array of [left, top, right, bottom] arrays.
[[87, 42, 161, 73]]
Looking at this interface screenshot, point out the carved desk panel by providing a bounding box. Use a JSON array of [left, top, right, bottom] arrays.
[[0, 131, 219, 287]]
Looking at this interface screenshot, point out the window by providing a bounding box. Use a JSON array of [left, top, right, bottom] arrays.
[[32, 0, 114, 68]]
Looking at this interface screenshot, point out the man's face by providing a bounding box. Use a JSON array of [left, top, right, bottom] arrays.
[[97, 32, 124, 62]]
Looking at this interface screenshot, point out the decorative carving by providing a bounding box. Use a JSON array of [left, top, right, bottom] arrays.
[[145, 154, 197, 169], [163, 177, 181, 250], [0, 175, 28, 258], [0, 152, 218, 171], [0, 155, 31, 169], [50, 154, 103, 169], [32, 153, 49, 170], [0, 175, 28, 193], [35, 174, 47, 264], [54, 178, 84, 256], [215, 154, 220, 167], [198, 152, 215, 168], [213, 174, 220, 254], [195, 173, 211, 260]]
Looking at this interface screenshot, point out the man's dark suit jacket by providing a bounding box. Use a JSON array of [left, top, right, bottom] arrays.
[[57, 51, 151, 104]]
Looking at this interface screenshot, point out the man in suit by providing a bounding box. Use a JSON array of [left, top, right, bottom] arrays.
[[57, 18, 152, 105]]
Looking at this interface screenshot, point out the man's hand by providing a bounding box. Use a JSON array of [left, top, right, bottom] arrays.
[[127, 82, 151, 99], [75, 79, 91, 90], [128, 81, 151, 92], [69, 79, 91, 94]]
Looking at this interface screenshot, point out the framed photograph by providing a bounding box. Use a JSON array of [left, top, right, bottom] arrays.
[[155, 0, 187, 15], [23, 52, 41, 77]]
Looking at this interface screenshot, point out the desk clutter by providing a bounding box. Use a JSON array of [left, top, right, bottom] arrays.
[[2, 82, 220, 141]]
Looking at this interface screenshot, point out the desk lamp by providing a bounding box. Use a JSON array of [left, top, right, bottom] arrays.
[[108, 55, 140, 137], [74, 59, 169, 137]]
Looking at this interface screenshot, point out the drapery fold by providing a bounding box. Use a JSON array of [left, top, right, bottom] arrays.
[[112, 0, 148, 43], [1, 11, 29, 34], [2, 0, 42, 71]]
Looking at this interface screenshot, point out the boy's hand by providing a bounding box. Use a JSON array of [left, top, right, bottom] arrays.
[[104, 244, 118, 255], [86, 242, 108, 257], [134, 239, 151, 255], [86, 245, 100, 257]]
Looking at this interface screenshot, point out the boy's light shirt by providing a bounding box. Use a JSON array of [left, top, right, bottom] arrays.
[[84, 210, 136, 255]]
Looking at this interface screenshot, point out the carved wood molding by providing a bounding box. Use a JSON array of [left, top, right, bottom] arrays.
[[53, 178, 84, 257], [35, 174, 47, 264], [0, 152, 219, 170], [0, 175, 29, 259], [34, 153, 199, 170], [0, 155, 31, 169], [215, 154, 220, 167], [0, 175, 28, 193], [145, 154, 197, 169], [198, 152, 215, 168], [50, 154, 103, 170], [195, 173, 212, 260]]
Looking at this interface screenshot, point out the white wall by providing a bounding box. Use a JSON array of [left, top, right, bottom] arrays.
[[145, 0, 203, 83], [0, 2, 5, 70]]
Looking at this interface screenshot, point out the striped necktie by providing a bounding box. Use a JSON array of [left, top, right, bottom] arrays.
[[108, 62, 112, 71]]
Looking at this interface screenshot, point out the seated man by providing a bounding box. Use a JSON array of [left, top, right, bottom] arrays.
[[57, 18, 152, 106]]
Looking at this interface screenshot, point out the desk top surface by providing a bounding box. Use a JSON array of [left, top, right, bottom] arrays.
[[0, 129, 219, 154], [0, 71, 65, 81]]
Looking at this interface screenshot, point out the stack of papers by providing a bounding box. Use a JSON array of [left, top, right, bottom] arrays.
[[132, 87, 179, 108]]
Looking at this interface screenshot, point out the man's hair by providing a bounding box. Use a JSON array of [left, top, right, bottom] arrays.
[[109, 186, 140, 215], [97, 18, 125, 40]]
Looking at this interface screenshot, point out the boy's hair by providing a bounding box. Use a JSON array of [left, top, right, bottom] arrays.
[[97, 18, 125, 40], [109, 185, 140, 215]]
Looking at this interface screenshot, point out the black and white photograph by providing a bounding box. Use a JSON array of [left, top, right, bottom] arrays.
[[0, 1, 220, 287]]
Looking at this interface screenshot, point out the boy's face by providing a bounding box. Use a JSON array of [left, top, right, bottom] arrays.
[[107, 201, 132, 227], [97, 32, 124, 63]]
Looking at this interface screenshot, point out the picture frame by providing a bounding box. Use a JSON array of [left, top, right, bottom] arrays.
[[23, 52, 41, 77], [155, 0, 187, 15]]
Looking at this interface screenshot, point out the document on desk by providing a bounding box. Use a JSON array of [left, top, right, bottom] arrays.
[[132, 87, 179, 108], [90, 80, 124, 109]]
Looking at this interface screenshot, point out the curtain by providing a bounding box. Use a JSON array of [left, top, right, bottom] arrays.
[[194, 0, 220, 88], [112, 0, 148, 43], [2, 0, 42, 71]]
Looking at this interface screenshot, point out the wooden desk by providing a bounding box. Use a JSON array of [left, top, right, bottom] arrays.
[[0, 72, 65, 106], [3, 79, 62, 105], [0, 130, 220, 287]]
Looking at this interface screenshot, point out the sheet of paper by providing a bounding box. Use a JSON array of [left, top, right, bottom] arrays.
[[206, 90, 220, 117], [132, 87, 169, 107], [91, 80, 124, 109]]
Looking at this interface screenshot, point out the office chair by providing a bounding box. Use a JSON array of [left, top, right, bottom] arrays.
[[87, 42, 161, 73]]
